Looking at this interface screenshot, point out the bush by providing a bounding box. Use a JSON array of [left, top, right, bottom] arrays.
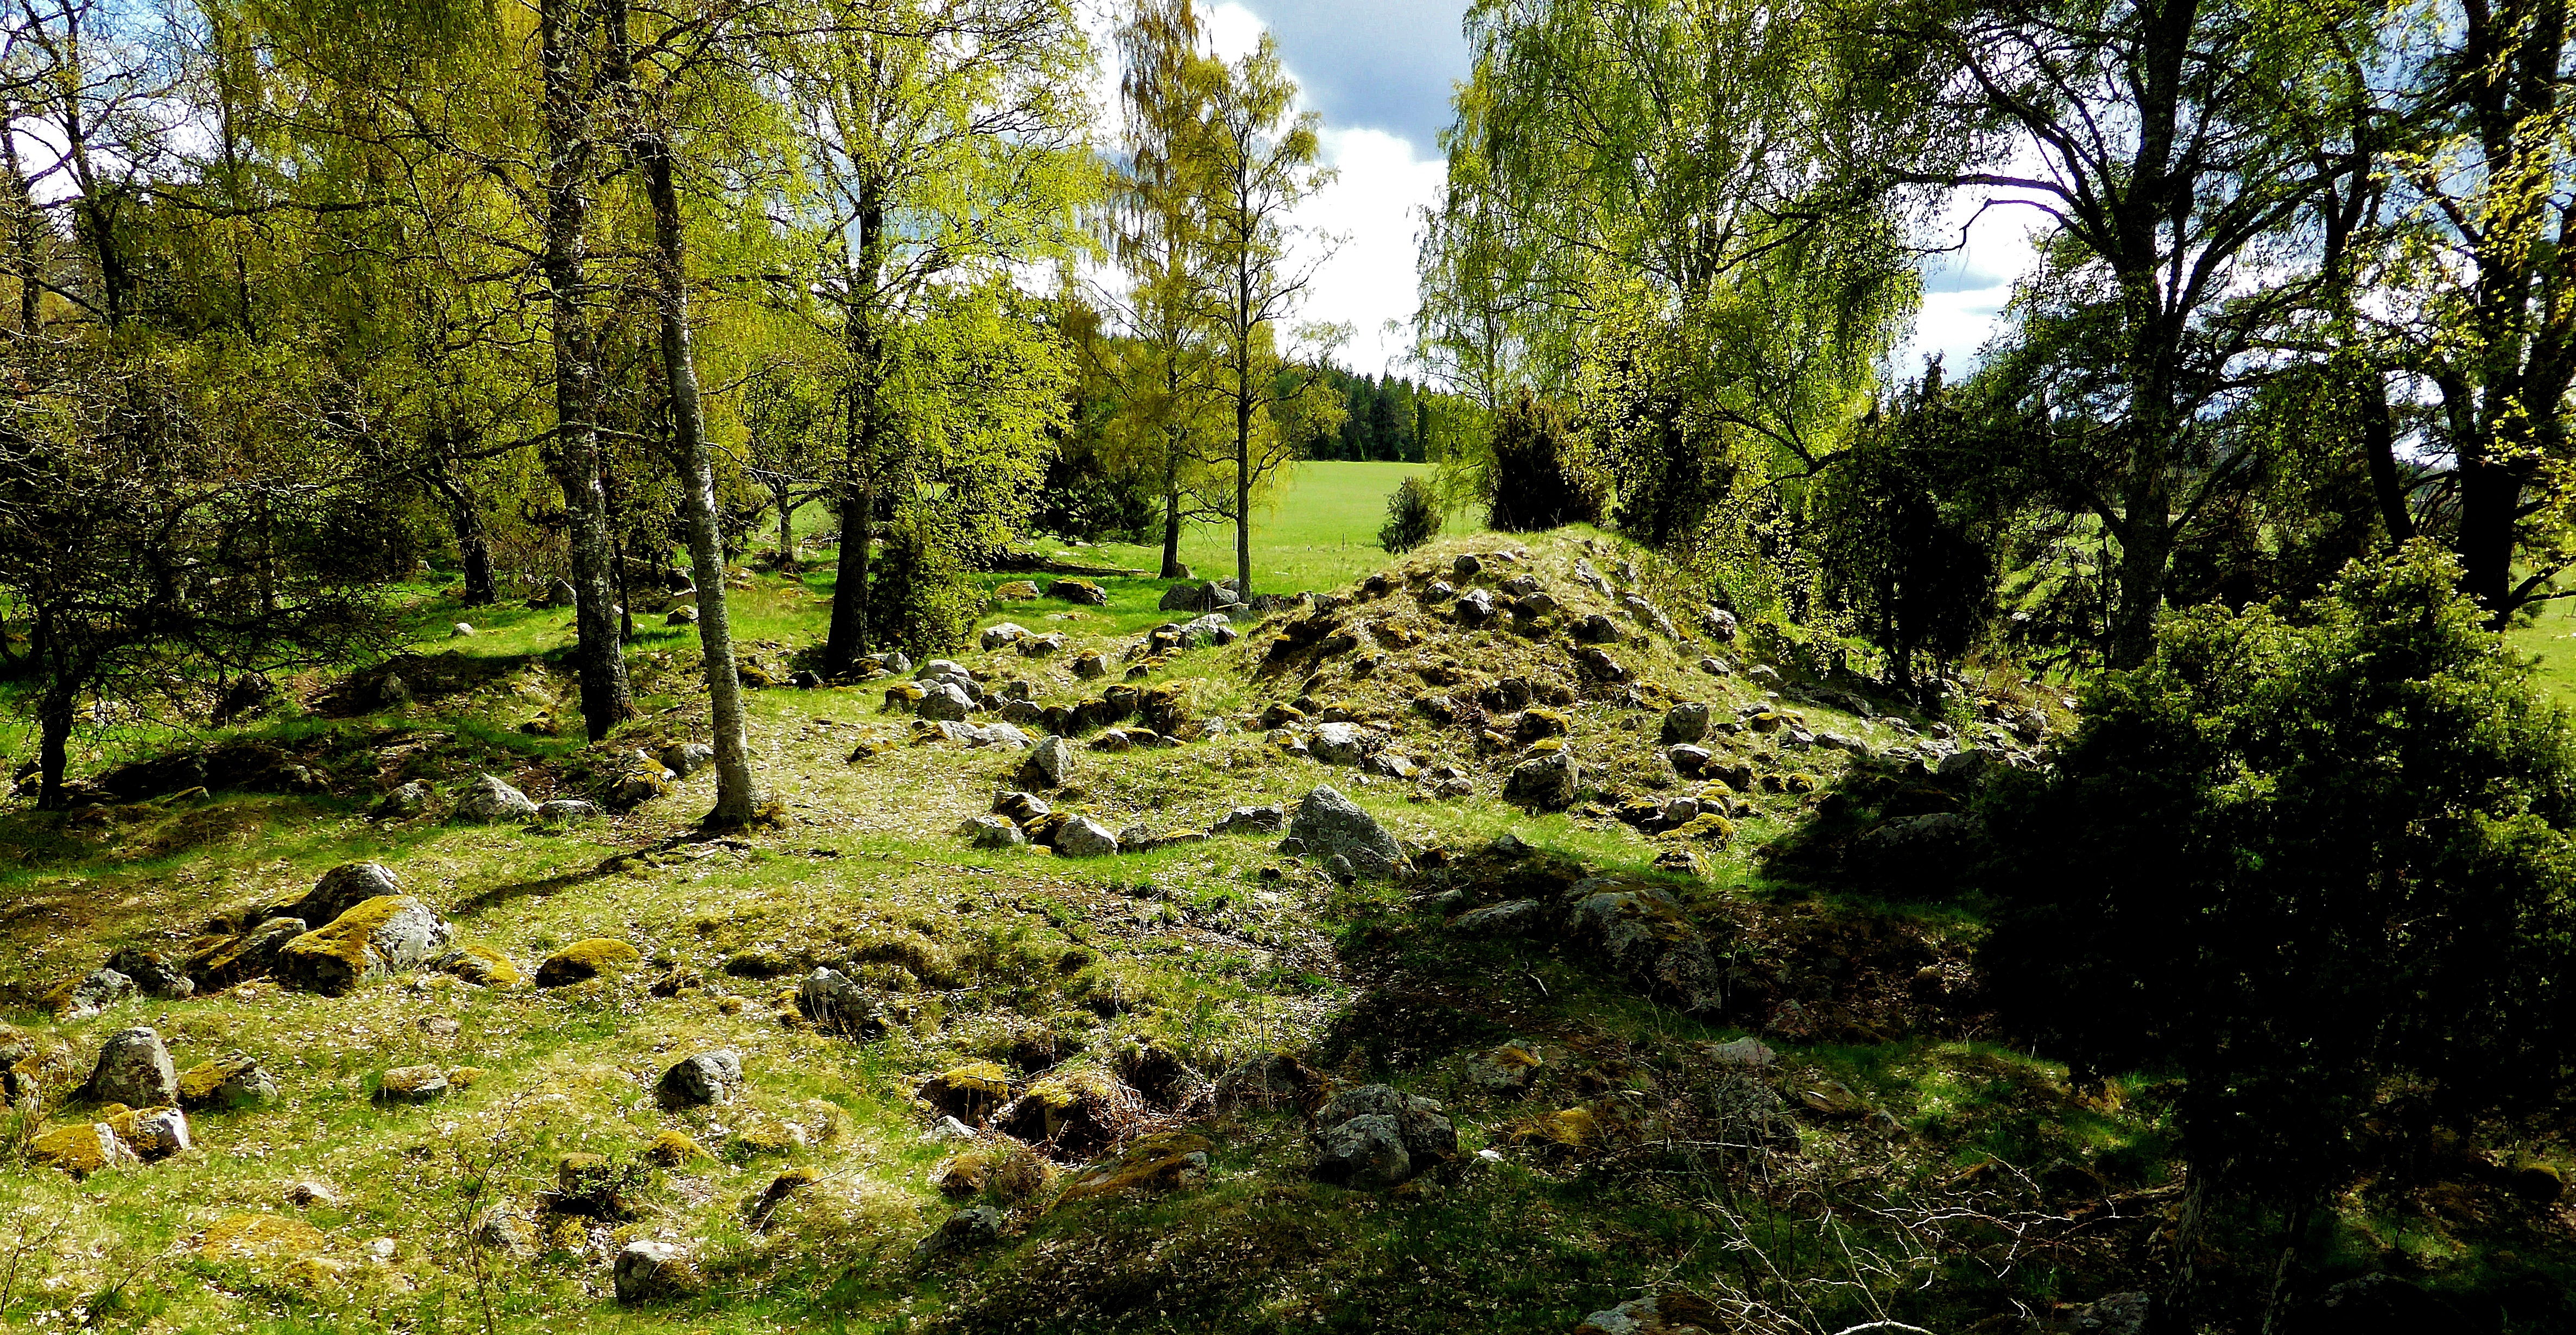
[[1486, 392, 1602, 532], [867, 510, 980, 656], [1979, 544, 2576, 1219], [1377, 476, 1442, 554]]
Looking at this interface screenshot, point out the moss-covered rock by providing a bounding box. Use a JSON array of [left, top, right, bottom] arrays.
[[1053, 1131, 1212, 1205], [919, 1061, 1013, 1122], [276, 896, 454, 996], [178, 1053, 277, 1110], [644, 1129, 707, 1166], [196, 1212, 326, 1263], [1671, 813, 1735, 844], [997, 1067, 1140, 1159], [535, 938, 642, 988], [428, 943, 526, 988], [28, 1122, 137, 1176], [376, 1065, 448, 1104]]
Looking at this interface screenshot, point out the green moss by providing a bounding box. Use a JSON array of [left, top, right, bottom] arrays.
[[196, 1212, 325, 1262], [535, 938, 641, 987]]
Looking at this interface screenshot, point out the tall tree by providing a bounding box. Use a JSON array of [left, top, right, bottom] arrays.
[[1187, 33, 1339, 598]]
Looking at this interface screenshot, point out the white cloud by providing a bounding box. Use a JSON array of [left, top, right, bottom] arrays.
[[1897, 191, 2049, 379]]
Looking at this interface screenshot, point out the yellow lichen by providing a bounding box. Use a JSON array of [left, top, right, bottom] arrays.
[[436, 943, 525, 988], [27, 1123, 126, 1176], [536, 938, 641, 987], [198, 1212, 326, 1262], [645, 1130, 707, 1166]]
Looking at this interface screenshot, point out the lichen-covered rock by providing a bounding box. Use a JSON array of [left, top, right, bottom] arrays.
[[913, 1205, 1005, 1260], [1054, 1130, 1213, 1205], [375, 1065, 449, 1104], [1452, 900, 1543, 936], [1568, 876, 1724, 1013], [659, 741, 717, 777], [1317, 1085, 1457, 1168], [1659, 703, 1711, 744], [1514, 706, 1569, 742], [1575, 1293, 1724, 1334], [179, 1053, 278, 1110], [613, 1240, 704, 1304], [1466, 1042, 1545, 1092], [276, 896, 454, 996], [916, 680, 975, 722], [428, 943, 526, 988], [1666, 744, 1712, 777], [1313, 1113, 1410, 1189], [656, 1049, 742, 1109], [452, 774, 538, 822], [184, 916, 308, 991], [1283, 786, 1408, 878], [48, 966, 133, 1018], [28, 1122, 137, 1177], [980, 622, 1031, 650], [995, 579, 1040, 600], [196, 1212, 325, 1263], [1311, 722, 1367, 764], [1211, 805, 1286, 836], [795, 966, 887, 1037], [959, 814, 1028, 849], [103, 948, 194, 999], [114, 1105, 192, 1160], [88, 1027, 178, 1108], [918, 1061, 1014, 1122], [996, 1067, 1141, 1158], [1019, 735, 1073, 789], [1453, 587, 1496, 626], [534, 938, 641, 988], [1046, 578, 1109, 605], [290, 862, 401, 929], [1503, 749, 1579, 809], [535, 798, 602, 823]]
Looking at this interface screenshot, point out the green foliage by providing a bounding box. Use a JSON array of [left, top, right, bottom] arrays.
[[1376, 476, 1443, 555], [867, 509, 981, 656], [1478, 392, 1601, 532], [1981, 543, 2576, 1199]]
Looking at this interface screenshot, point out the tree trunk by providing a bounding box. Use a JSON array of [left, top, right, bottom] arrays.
[[2156, 1162, 2214, 1334], [539, 0, 631, 741], [36, 668, 74, 811], [776, 486, 798, 572], [2458, 451, 2521, 624], [1160, 360, 1187, 578], [2358, 372, 2414, 549], [621, 56, 757, 830], [433, 431, 497, 606], [824, 196, 888, 675]]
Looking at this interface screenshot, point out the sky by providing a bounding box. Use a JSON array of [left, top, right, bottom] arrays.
[[1189, 0, 2033, 382]]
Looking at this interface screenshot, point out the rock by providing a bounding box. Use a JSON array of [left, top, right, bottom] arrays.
[[1365, 752, 1419, 779], [371, 780, 433, 819], [283, 1179, 341, 1207], [1046, 578, 1109, 605], [539, 577, 578, 608], [1703, 1036, 1775, 1071], [1210, 805, 1286, 836], [1665, 744, 1712, 777], [660, 742, 716, 777], [427, 944, 525, 989], [179, 1053, 279, 1109], [613, 1239, 704, 1304], [376, 1065, 450, 1104], [184, 916, 308, 992], [1159, 580, 1235, 612], [452, 774, 539, 822], [1503, 749, 1579, 809], [87, 1027, 178, 1108], [277, 896, 455, 996], [1054, 1130, 1214, 1203], [1054, 816, 1120, 858], [29, 1123, 138, 1176], [795, 967, 886, 1037], [960, 814, 1028, 849], [1700, 606, 1738, 641], [1573, 612, 1624, 643], [1311, 722, 1367, 764], [1568, 877, 1724, 1012], [666, 604, 698, 625], [995, 579, 1040, 600], [1452, 553, 1482, 579], [534, 938, 641, 988], [2300, 1275, 2457, 1334], [53, 967, 134, 1018], [656, 1049, 742, 1108], [1939, 747, 1992, 781], [1465, 1043, 1543, 1091], [1019, 632, 1066, 656], [913, 1205, 1005, 1260], [1018, 735, 1074, 789], [1571, 558, 1612, 596], [1660, 703, 1711, 744], [1575, 646, 1629, 680], [1575, 1293, 1724, 1335], [291, 863, 403, 929], [790, 669, 824, 689], [376, 674, 415, 706], [1312, 1113, 1410, 1190], [1071, 650, 1107, 679], [1452, 900, 1543, 935], [980, 622, 1031, 650], [1422, 579, 1455, 602], [1454, 587, 1496, 625], [915, 681, 974, 722], [535, 798, 601, 823], [118, 1105, 188, 1160], [1283, 786, 1408, 878]]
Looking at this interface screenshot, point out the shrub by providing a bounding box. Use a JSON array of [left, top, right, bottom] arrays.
[[868, 510, 980, 656], [1979, 543, 2576, 1242], [1377, 476, 1443, 554], [1485, 392, 1603, 532]]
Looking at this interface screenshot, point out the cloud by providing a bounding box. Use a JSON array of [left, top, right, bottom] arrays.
[[1211, 0, 1471, 150]]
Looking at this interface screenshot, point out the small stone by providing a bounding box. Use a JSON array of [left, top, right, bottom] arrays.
[[914, 1205, 1005, 1260], [795, 967, 886, 1037], [1210, 805, 1287, 836], [52, 966, 134, 1019], [1465, 1043, 1543, 1092], [534, 798, 600, 823], [371, 781, 433, 819], [452, 774, 539, 822], [995, 579, 1040, 600], [452, 622, 474, 637], [613, 1240, 704, 1304], [1504, 749, 1579, 809], [1452, 900, 1543, 935], [179, 1053, 278, 1109], [283, 1179, 342, 1207], [376, 1065, 449, 1104], [656, 1049, 743, 1108], [666, 604, 699, 625], [1054, 816, 1120, 858], [1703, 1036, 1776, 1071], [960, 814, 1028, 848], [1660, 703, 1711, 744], [1313, 1115, 1411, 1190]]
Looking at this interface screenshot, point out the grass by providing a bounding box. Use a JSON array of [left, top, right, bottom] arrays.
[[1075, 461, 1481, 595], [0, 477, 2569, 1334]]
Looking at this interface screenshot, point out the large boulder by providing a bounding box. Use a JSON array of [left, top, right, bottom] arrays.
[[275, 897, 454, 996], [1054, 817, 1120, 858], [87, 1027, 179, 1108], [1047, 578, 1109, 606], [289, 862, 401, 929], [1282, 786, 1408, 878], [452, 774, 538, 823], [1018, 735, 1074, 789], [916, 681, 975, 722], [1312, 1084, 1454, 1188], [1567, 876, 1724, 1013]]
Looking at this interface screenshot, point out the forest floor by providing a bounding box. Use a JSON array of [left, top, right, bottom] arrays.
[[2, 470, 2571, 1335]]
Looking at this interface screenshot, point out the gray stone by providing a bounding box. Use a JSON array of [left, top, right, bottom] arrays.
[[1018, 632, 1066, 657], [371, 781, 433, 819], [89, 1027, 178, 1108], [666, 605, 698, 625], [916, 681, 975, 722], [1569, 877, 1724, 1013], [979, 622, 1030, 650], [1311, 722, 1366, 765], [1046, 578, 1109, 606], [795, 967, 886, 1037], [452, 774, 539, 823], [1054, 816, 1120, 858], [376, 674, 415, 706], [1704, 1036, 1776, 1071], [1659, 703, 1711, 745], [960, 814, 1028, 849], [276, 896, 455, 996], [1454, 588, 1496, 626], [127, 1106, 191, 1160], [1701, 606, 1739, 641], [1422, 580, 1455, 602], [613, 1239, 703, 1304], [1451, 553, 1482, 579], [1452, 899, 1542, 936], [1666, 744, 1712, 777], [659, 742, 716, 777], [1365, 752, 1419, 780], [1313, 1113, 1410, 1189], [656, 1049, 742, 1108], [1282, 786, 1408, 878], [1317, 1084, 1456, 1167], [1503, 749, 1579, 810], [56, 967, 134, 1019], [1018, 736, 1074, 789], [913, 1205, 1005, 1260], [103, 950, 193, 999], [535, 799, 602, 823], [1939, 747, 1991, 780], [1573, 612, 1624, 644], [1211, 805, 1286, 837]]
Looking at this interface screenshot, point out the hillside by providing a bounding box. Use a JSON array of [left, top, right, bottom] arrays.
[[2, 525, 2568, 1335]]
